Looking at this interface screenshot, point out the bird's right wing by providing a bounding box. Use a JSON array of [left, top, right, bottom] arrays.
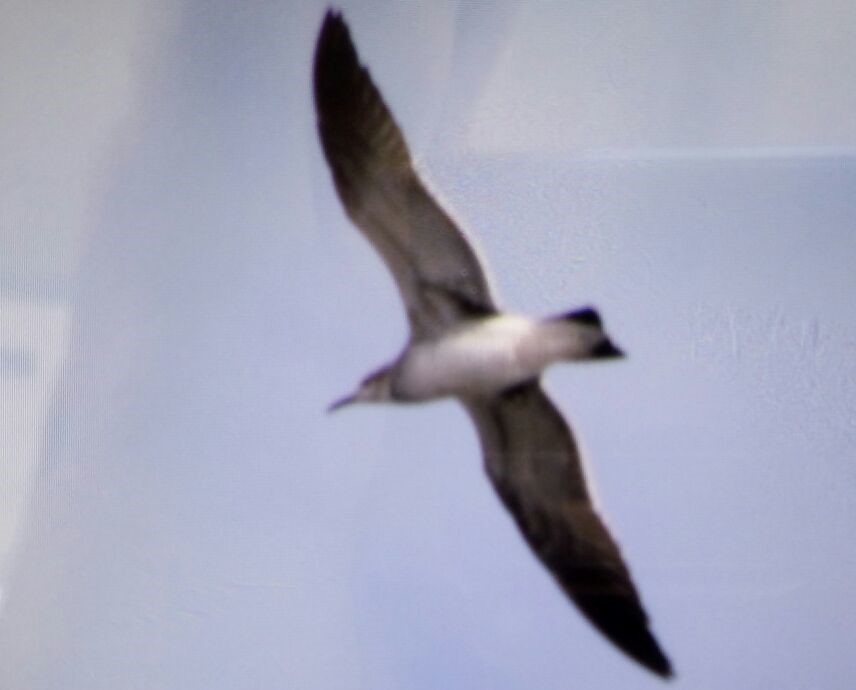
[[463, 381, 673, 677], [313, 11, 496, 339]]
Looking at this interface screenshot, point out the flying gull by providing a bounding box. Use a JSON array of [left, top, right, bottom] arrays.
[[313, 10, 673, 678]]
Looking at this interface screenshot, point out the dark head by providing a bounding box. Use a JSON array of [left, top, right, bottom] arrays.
[[328, 365, 394, 412], [558, 306, 626, 360]]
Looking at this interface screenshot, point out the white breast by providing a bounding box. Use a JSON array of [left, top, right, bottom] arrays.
[[395, 315, 567, 400]]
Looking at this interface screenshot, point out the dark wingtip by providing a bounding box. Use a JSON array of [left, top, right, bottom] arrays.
[[314, 5, 408, 203], [639, 638, 674, 679], [317, 8, 346, 49], [636, 646, 673, 679], [644, 645, 674, 679], [320, 7, 345, 34], [574, 595, 673, 678], [645, 654, 674, 679], [563, 307, 602, 328], [313, 8, 357, 103]]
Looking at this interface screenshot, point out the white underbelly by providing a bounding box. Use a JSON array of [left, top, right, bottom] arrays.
[[395, 316, 554, 399]]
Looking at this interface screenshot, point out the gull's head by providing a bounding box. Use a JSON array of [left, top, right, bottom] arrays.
[[328, 366, 394, 412]]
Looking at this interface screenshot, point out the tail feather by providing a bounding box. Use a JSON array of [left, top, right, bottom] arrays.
[[592, 339, 625, 359], [556, 307, 602, 327], [549, 306, 626, 360]]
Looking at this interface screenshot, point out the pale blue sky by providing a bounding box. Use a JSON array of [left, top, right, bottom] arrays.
[[1, 2, 855, 688]]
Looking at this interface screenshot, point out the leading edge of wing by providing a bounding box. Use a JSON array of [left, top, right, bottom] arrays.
[[463, 382, 673, 678], [313, 10, 496, 337]]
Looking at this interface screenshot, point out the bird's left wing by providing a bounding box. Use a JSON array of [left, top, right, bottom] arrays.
[[313, 11, 496, 339], [463, 381, 673, 677]]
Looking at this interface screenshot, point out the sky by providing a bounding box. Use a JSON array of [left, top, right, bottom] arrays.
[[1, 1, 855, 688]]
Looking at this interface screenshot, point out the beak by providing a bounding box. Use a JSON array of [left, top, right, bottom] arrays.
[[327, 391, 358, 413]]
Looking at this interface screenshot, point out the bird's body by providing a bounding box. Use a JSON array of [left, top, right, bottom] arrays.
[[392, 314, 605, 400], [313, 10, 674, 678]]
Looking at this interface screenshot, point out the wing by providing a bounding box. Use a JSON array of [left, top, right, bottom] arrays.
[[463, 381, 673, 677], [313, 11, 496, 339]]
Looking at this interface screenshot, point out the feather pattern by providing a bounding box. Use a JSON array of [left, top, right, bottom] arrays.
[[464, 381, 672, 677], [313, 11, 496, 338]]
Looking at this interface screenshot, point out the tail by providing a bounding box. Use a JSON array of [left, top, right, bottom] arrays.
[[551, 306, 626, 359]]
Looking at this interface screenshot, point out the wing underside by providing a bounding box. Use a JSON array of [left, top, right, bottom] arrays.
[[313, 11, 496, 338], [464, 382, 673, 677]]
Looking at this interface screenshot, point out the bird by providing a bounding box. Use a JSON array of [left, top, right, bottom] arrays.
[[313, 9, 673, 679]]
